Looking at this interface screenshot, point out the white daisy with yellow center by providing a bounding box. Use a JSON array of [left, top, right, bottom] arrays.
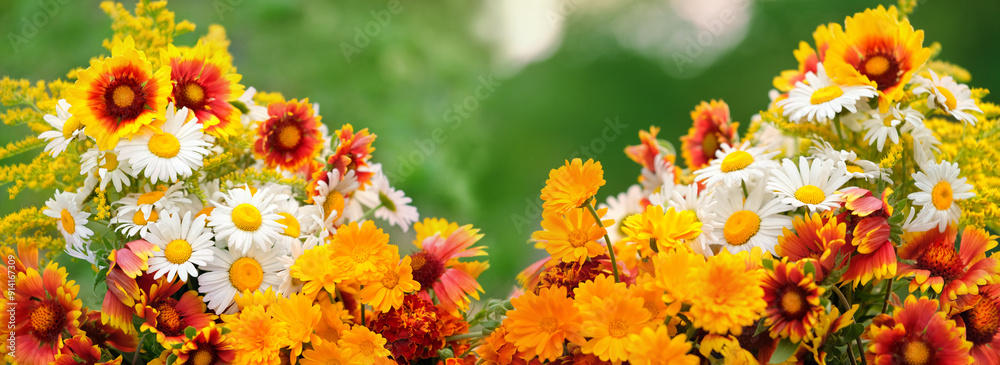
[[38, 99, 86, 158], [80, 147, 133, 192], [767, 156, 852, 213], [777, 63, 878, 123], [599, 184, 644, 244], [356, 165, 419, 232], [118, 103, 212, 184], [912, 70, 982, 125], [694, 141, 779, 189], [42, 189, 93, 251], [210, 185, 285, 254], [862, 105, 921, 152], [312, 168, 359, 230], [146, 211, 215, 282], [808, 141, 886, 182], [197, 245, 284, 314], [112, 183, 190, 238], [907, 160, 975, 232], [710, 187, 792, 254]]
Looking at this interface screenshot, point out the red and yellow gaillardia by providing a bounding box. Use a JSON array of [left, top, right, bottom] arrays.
[[253, 99, 324, 170], [680, 100, 738, 170], [161, 42, 245, 135], [865, 296, 973, 365]]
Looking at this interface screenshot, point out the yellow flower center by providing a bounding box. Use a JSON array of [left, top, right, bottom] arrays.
[[810, 85, 844, 105], [864, 56, 890, 76], [720, 150, 753, 173], [60, 209, 76, 234], [184, 83, 205, 104], [323, 191, 345, 222], [276, 212, 300, 237], [165, 239, 193, 264], [780, 290, 805, 316], [902, 340, 932, 365], [232, 203, 263, 232], [381, 270, 400, 289], [608, 319, 628, 338], [643, 301, 660, 319], [149, 132, 181, 158], [935, 86, 958, 111], [138, 191, 165, 205], [351, 247, 370, 264], [931, 181, 954, 210], [277, 125, 302, 149], [845, 161, 864, 175], [190, 348, 215, 365], [723, 210, 761, 246], [29, 301, 61, 335], [101, 152, 119, 171], [567, 229, 589, 248], [540, 316, 558, 333], [359, 340, 377, 356], [112, 85, 136, 108], [229, 257, 264, 292], [62, 117, 82, 139], [795, 185, 826, 205], [701, 133, 719, 156], [132, 210, 159, 226], [883, 114, 898, 127]]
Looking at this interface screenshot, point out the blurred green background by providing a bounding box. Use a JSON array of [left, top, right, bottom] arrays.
[[2, 0, 998, 303]]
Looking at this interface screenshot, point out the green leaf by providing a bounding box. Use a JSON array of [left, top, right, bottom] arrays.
[[230, 100, 250, 114], [93, 267, 109, 290], [753, 320, 769, 336], [437, 348, 455, 358], [803, 261, 817, 280], [221, 326, 231, 335], [166, 353, 177, 365], [769, 338, 799, 363], [184, 326, 197, 339], [761, 258, 774, 271], [840, 323, 865, 340]]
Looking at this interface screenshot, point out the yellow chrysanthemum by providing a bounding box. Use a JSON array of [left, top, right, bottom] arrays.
[[359, 255, 421, 313], [270, 293, 323, 361], [532, 207, 611, 263], [627, 326, 699, 365], [225, 304, 291, 365], [503, 286, 585, 362], [331, 221, 399, 280], [301, 340, 351, 365], [540, 158, 606, 215], [291, 244, 348, 299], [338, 325, 392, 365], [67, 36, 171, 150], [573, 274, 629, 312], [649, 249, 706, 316], [622, 205, 702, 257], [686, 250, 767, 335], [578, 292, 651, 363]]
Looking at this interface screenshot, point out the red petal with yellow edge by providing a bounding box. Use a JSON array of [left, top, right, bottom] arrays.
[[960, 226, 998, 264], [853, 217, 890, 254]]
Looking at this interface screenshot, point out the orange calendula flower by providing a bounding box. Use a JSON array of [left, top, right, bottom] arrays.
[[270, 293, 323, 361], [68, 36, 171, 150], [412, 225, 487, 313], [254, 99, 324, 170], [578, 291, 651, 363], [503, 286, 585, 362], [291, 243, 349, 299], [339, 324, 393, 365], [622, 204, 702, 257], [761, 259, 825, 342], [649, 249, 706, 316], [11, 263, 83, 365], [225, 304, 291, 365], [775, 213, 849, 282], [171, 323, 236, 365], [301, 340, 351, 365], [680, 100, 738, 170], [161, 42, 244, 135], [136, 278, 216, 345], [540, 158, 605, 215], [532, 207, 610, 263], [359, 255, 421, 313], [899, 226, 999, 302], [331, 220, 399, 280], [573, 274, 629, 313], [825, 5, 931, 109], [866, 296, 973, 365], [686, 250, 767, 335], [627, 327, 699, 365]]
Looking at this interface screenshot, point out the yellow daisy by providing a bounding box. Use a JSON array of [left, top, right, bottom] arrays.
[[359, 255, 421, 313], [540, 158, 606, 215], [532, 207, 610, 263]]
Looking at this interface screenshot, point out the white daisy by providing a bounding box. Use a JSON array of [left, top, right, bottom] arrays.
[[862, 105, 922, 152], [42, 189, 93, 250], [767, 156, 852, 213], [275, 235, 321, 296], [710, 187, 793, 254], [598, 184, 644, 243], [210, 185, 285, 254], [118, 104, 212, 184], [808, 141, 886, 182], [80, 147, 133, 192], [640, 153, 676, 195], [312, 168, 359, 228], [236, 86, 270, 129], [356, 166, 419, 232], [907, 160, 975, 232], [145, 211, 215, 282], [668, 183, 719, 257], [777, 63, 878, 123], [65, 241, 102, 270], [839, 100, 872, 132], [912, 70, 982, 125], [900, 116, 941, 167], [751, 120, 798, 158], [112, 183, 190, 237], [198, 246, 284, 314], [38, 99, 85, 157], [694, 141, 779, 189], [901, 207, 936, 234]]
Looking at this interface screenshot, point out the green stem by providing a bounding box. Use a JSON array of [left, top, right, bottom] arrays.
[[650, 238, 658, 253], [881, 277, 894, 314], [834, 118, 847, 150], [359, 285, 366, 326], [832, 285, 868, 365], [445, 332, 484, 342], [845, 340, 859, 365], [360, 204, 382, 221], [132, 333, 146, 365], [584, 198, 620, 283]]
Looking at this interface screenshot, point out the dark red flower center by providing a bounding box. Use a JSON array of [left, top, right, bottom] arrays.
[[103, 76, 148, 122], [29, 299, 67, 343], [898, 339, 934, 365], [410, 252, 445, 290], [155, 298, 185, 336], [174, 80, 208, 112], [778, 287, 808, 319], [858, 51, 901, 91], [189, 346, 217, 365], [916, 242, 965, 281], [961, 297, 1000, 345]]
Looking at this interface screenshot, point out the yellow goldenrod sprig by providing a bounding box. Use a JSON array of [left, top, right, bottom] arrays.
[[0, 136, 44, 161]]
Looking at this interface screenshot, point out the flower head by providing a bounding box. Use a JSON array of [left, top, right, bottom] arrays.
[[503, 286, 585, 362], [761, 259, 825, 342], [254, 99, 324, 170], [11, 263, 83, 364], [913, 70, 982, 125], [865, 296, 972, 365], [686, 250, 767, 335], [899, 225, 999, 301], [680, 100, 739, 170], [622, 204, 702, 257], [533, 207, 609, 263], [161, 42, 244, 135], [540, 158, 605, 215], [339, 324, 392, 365], [118, 104, 212, 183], [908, 160, 975, 232], [627, 327, 699, 365]]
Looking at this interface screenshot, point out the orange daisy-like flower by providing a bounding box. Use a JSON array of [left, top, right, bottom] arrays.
[[761, 259, 825, 342], [625, 126, 673, 172], [301, 340, 351, 365], [331, 220, 399, 280], [12, 263, 83, 365], [540, 158, 606, 216], [953, 290, 1000, 364], [171, 323, 236, 365], [772, 23, 838, 93], [253, 99, 324, 170], [412, 225, 488, 313], [899, 226, 999, 302], [775, 213, 850, 282], [313, 123, 377, 192], [161, 42, 244, 135], [52, 335, 123, 365], [686, 250, 767, 335], [627, 327, 699, 365], [532, 207, 610, 263], [476, 325, 544, 365], [578, 290, 651, 363], [359, 255, 422, 313], [225, 304, 291, 365], [622, 204, 702, 257], [291, 243, 349, 299], [270, 293, 323, 360], [866, 296, 973, 365], [680, 100, 738, 170], [67, 36, 171, 150], [504, 286, 586, 362], [137, 279, 216, 345], [649, 249, 706, 316], [837, 188, 897, 287], [825, 6, 931, 109], [339, 324, 393, 365]]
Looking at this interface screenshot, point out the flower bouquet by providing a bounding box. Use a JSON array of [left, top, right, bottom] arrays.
[[1, 1, 999, 365]]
